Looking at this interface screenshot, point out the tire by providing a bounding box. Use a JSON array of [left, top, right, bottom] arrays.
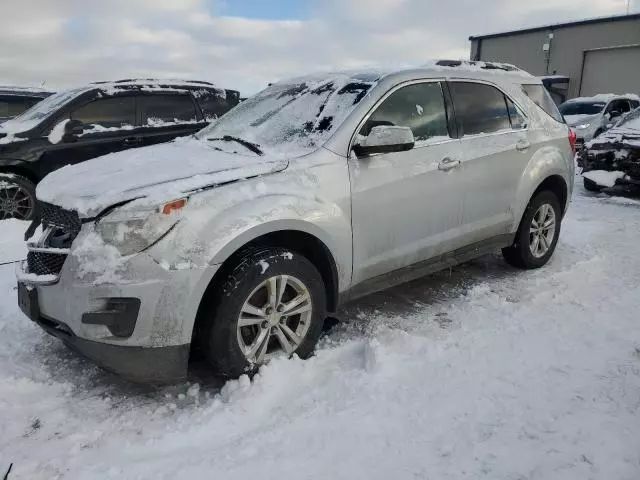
[[0, 174, 37, 221], [583, 177, 602, 192], [502, 191, 562, 269], [200, 248, 327, 378]]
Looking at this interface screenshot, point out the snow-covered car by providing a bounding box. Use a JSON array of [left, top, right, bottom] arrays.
[[0, 85, 53, 124], [16, 60, 575, 383], [577, 107, 640, 195], [559, 94, 640, 148], [0, 79, 240, 221]]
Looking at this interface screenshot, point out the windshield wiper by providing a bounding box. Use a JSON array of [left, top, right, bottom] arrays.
[[208, 135, 263, 156]]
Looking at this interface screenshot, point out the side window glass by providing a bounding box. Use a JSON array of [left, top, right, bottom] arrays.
[[0, 96, 41, 118], [70, 96, 136, 129], [620, 100, 631, 113], [360, 82, 449, 143], [193, 88, 229, 121], [140, 94, 198, 126], [450, 82, 512, 135], [505, 97, 526, 129]]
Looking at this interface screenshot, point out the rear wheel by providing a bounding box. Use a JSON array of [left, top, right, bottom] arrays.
[[0, 175, 36, 221], [200, 248, 326, 378], [502, 191, 561, 269]]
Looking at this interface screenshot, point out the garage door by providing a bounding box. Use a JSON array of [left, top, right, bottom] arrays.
[[580, 46, 640, 96]]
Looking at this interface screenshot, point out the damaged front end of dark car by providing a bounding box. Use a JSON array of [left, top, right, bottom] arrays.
[[578, 113, 640, 197]]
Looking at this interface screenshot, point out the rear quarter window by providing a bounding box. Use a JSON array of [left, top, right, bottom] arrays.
[[521, 84, 564, 123]]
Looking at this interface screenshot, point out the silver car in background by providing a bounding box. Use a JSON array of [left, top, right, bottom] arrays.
[[17, 60, 575, 383], [559, 94, 640, 147]]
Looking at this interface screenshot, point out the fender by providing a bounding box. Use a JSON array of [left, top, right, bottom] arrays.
[[148, 190, 353, 342], [511, 144, 572, 231]]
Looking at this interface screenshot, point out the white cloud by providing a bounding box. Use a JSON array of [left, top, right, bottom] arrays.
[[0, 0, 633, 95]]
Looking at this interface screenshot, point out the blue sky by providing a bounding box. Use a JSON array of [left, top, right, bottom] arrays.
[[215, 0, 309, 19], [0, 0, 635, 94]]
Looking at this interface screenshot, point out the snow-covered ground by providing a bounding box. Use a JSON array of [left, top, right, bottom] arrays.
[[1, 185, 640, 479]]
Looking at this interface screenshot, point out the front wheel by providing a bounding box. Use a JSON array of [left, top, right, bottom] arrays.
[[502, 191, 562, 269], [0, 174, 36, 221], [201, 248, 326, 378]]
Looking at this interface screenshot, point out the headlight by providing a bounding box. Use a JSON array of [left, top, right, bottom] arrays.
[[574, 123, 591, 130], [95, 198, 187, 256]]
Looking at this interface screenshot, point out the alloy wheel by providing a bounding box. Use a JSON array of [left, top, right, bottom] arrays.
[[529, 203, 556, 258], [237, 274, 313, 364], [0, 180, 34, 220]]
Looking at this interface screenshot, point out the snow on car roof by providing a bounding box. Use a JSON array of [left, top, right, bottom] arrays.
[[0, 85, 54, 96], [566, 93, 640, 103], [274, 60, 533, 87], [92, 79, 226, 96]]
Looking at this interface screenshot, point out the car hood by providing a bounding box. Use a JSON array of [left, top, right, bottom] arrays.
[[36, 137, 289, 218], [564, 114, 599, 127]]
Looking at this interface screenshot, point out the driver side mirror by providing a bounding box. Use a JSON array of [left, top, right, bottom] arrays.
[[62, 119, 84, 142], [353, 125, 415, 157]]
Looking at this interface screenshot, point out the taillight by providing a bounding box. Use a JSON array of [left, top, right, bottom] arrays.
[[568, 128, 577, 154]]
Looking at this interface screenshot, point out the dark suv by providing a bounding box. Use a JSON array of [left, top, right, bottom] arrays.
[[0, 79, 240, 220], [0, 86, 54, 123]]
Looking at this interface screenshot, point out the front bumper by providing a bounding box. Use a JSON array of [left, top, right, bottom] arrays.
[[17, 230, 218, 383], [24, 302, 189, 384]]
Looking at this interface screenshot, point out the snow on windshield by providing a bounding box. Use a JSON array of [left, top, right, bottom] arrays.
[[197, 74, 376, 157], [0, 87, 88, 133]]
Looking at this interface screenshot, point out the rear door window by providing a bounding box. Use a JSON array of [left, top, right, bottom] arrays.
[[521, 84, 564, 123], [70, 96, 136, 128], [139, 94, 198, 126], [361, 81, 450, 143], [449, 82, 512, 136]]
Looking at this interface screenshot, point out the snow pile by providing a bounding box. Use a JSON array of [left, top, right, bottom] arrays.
[[1, 189, 640, 478], [0, 219, 30, 263], [0, 133, 28, 145], [47, 119, 70, 144], [582, 170, 625, 187]]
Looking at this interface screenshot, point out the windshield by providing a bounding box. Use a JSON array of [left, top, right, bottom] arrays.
[[617, 107, 640, 129], [2, 87, 87, 132], [559, 101, 605, 116], [197, 74, 377, 157]]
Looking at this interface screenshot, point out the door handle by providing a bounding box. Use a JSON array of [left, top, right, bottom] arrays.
[[516, 139, 530, 151], [438, 157, 461, 171], [123, 137, 140, 146]]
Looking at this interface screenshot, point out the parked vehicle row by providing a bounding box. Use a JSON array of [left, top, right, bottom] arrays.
[[0, 86, 54, 124], [0, 79, 240, 220], [578, 107, 640, 195], [559, 93, 640, 147], [15, 60, 575, 383]]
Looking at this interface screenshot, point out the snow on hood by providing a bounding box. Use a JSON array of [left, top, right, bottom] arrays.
[[564, 114, 598, 126], [36, 137, 288, 217]]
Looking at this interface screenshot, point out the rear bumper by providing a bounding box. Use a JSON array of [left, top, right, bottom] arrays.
[[36, 313, 189, 384]]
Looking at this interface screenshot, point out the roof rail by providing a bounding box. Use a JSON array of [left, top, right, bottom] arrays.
[[434, 59, 521, 72], [91, 79, 216, 86]]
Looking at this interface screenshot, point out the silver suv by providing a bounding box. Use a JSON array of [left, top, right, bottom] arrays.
[[17, 61, 575, 383]]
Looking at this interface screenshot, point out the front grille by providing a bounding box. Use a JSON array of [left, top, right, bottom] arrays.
[[25, 202, 82, 277], [39, 201, 81, 238], [27, 251, 67, 276]]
